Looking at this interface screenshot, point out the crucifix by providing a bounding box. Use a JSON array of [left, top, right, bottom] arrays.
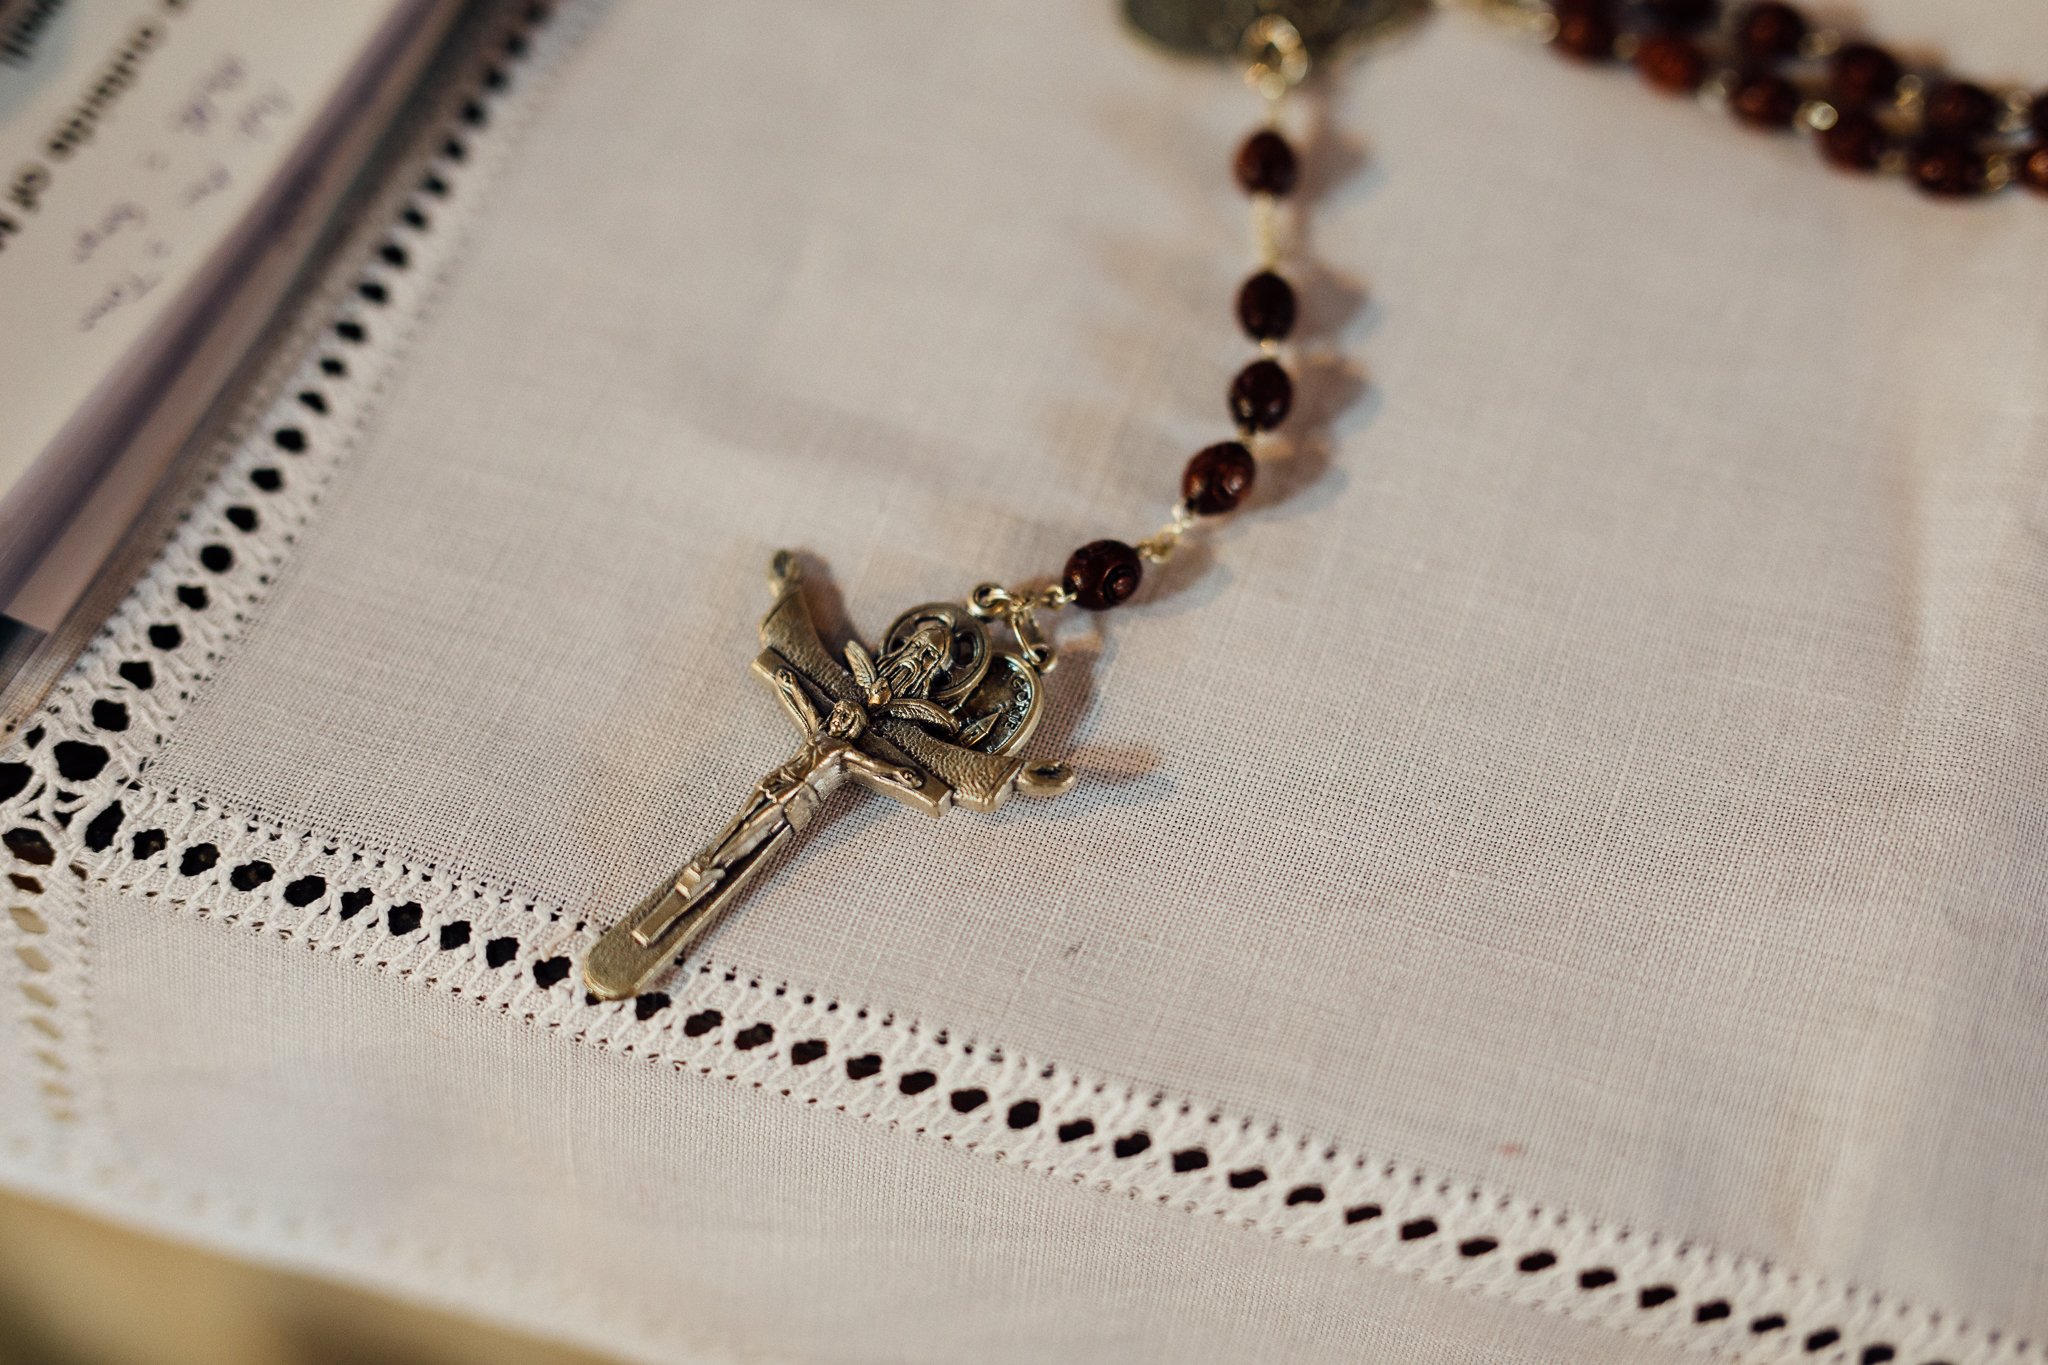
[[584, 551, 1075, 1001]]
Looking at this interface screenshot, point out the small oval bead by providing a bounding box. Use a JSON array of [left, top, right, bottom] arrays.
[[1922, 81, 2000, 140], [1635, 33, 1705, 95], [2021, 142, 2048, 194], [1234, 130, 1299, 196], [1549, 0, 1618, 61], [1236, 271, 1297, 341], [1818, 110, 1890, 171], [1229, 359, 1293, 432], [2033, 91, 2048, 138], [1732, 1, 1806, 61], [1183, 442, 1257, 516], [1907, 140, 1989, 197], [1063, 540, 1144, 612], [1829, 42, 1900, 109], [1633, 0, 1715, 32], [1729, 70, 1801, 128]]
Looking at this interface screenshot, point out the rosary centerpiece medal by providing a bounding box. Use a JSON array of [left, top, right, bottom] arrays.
[[585, 553, 1075, 1000], [1122, 0, 1425, 62]]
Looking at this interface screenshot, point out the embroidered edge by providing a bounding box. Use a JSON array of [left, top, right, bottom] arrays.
[[0, 4, 2038, 1363], [9, 789, 2034, 1365]]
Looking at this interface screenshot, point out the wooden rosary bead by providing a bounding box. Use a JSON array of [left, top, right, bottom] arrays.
[[1633, 0, 1715, 33], [1229, 359, 1294, 432], [1732, 1, 1806, 62], [1535, 4, 2023, 204], [1063, 540, 1144, 611], [1182, 442, 1257, 516], [1236, 271, 1297, 342], [1819, 110, 1890, 171], [1235, 130, 1300, 196], [1549, 0, 1618, 62], [2020, 142, 2048, 194], [1635, 33, 1705, 95], [1729, 70, 1801, 128], [1922, 80, 2000, 140], [1829, 42, 1901, 109], [1907, 140, 1988, 197]]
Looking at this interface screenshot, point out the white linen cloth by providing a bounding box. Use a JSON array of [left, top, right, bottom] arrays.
[[5, 0, 2047, 1360]]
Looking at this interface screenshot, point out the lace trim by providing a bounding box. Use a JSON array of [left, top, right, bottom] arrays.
[[4, 785, 2029, 1364], [0, 3, 2037, 1361]]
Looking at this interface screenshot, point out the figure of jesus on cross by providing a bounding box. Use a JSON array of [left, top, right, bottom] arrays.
[[585, 552, 1072, 1001]]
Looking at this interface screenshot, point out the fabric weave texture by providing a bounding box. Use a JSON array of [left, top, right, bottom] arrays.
[[4, 0, 2048, 1361]]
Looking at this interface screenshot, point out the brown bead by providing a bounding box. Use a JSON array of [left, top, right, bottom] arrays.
[[1818, 110, 1890, 171], [1634, 0, 1715, 32], [1732, 1, 1805, 61], [1063, 540, 1143, 612], [1635, 33, 1705, 95], [1229, 359, 1293, 432], [2021, 142, 2048, 194], [1236, 271, 1297, 342], [1922, 81, 2000, 140], [1730, 70, 1801, 129], [1907, 139, 1988, 197], [2033, 91, 2048, 138], [1829, 42, 1900, 109], [1234, 130, 1299, 196], [1549, 0, 1618, 61], [1183, 442, 1257, 516]]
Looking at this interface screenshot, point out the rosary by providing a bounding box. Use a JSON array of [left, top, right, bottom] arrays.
[[584, 0, 2039, 999]]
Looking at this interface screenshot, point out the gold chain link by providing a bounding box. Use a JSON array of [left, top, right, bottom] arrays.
[[1133, 501, 1199, 565], [1242, 14, 1311, 103], [968, 582, 1071, 673]]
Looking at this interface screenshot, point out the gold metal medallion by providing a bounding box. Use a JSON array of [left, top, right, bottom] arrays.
[[1121, 0, 1426, 62]]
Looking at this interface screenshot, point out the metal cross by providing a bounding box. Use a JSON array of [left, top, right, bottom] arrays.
[[585, 551, 1073, 1000]]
